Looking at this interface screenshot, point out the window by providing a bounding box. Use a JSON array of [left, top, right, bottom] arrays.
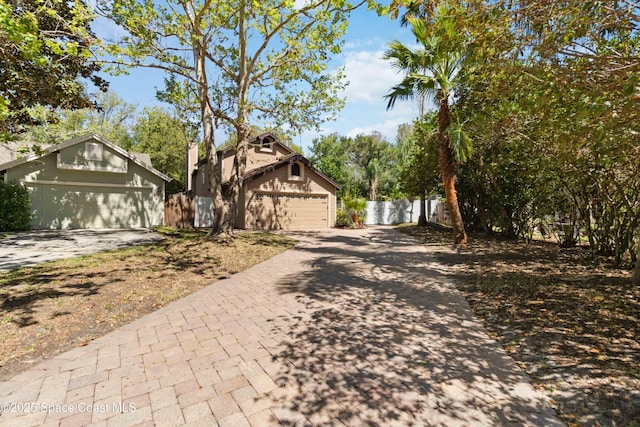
[[257, 135, 276, 153], [289, 162, 303, 181], [85, 142, 103, 161]]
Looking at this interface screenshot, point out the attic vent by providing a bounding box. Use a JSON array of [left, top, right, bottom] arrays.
[[85, 142, 103, 161], [257, 135, 276, 153]]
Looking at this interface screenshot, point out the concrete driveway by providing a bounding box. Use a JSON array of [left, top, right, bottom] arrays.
[[0, 229, 164, 271], [0, 227, 562, 426]]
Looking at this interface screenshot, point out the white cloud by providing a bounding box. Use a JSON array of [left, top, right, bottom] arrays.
[[346, 116, 409, 142], [342, 49, 401, 104]]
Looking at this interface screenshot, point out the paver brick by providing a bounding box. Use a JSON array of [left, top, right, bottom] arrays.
[[247, 373, 278, 395], [69, 364, 97, 379], [208, 393, 241, 420], [105, 406, 152, 427], [151, 403, 185, 427], [247, 409, 278, 427], [177, 385, 216, 408], [122, 379, 160, 399], [58, 410, 93, 427], [0, 228, 564, 427], [94, 378, 123, 401], [67, 371, 109, 391], [122, 392, 151, 411], [214, 376, 250, 396], [173, 379, 200, 397], [182, 401, 214, 423], [218, 412, 251, 427], [149, 387, 177, 411]]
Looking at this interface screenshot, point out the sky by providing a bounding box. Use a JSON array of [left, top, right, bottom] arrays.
[[97, 6, 420, 154]]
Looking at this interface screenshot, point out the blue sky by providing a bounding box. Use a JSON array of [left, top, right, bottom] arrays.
[[97, 6, 419, 153]]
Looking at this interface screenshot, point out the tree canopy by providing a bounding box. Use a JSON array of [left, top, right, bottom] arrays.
[[0, 0, 107, 136], [98, 0, 369, 235], [384, 0, 639, 271]]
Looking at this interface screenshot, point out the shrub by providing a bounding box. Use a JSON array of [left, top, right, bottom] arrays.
[[335, 208, 351, 228], [0, 181, 32, 231], [342, 196, 367, 228]]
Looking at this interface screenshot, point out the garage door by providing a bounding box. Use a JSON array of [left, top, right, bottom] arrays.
[[26, 183, 160, 229], [249, 192, 328, 230]]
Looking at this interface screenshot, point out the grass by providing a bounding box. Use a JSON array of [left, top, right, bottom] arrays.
[[0, 228, 296, 380]]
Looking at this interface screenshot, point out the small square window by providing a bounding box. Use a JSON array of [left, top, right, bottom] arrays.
[[85, 142, 103, 161], [291, 163, 301, 177]]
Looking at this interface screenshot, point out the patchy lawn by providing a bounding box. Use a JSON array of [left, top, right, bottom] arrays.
[[0, 229, 296, 381], [399, 223, 640, 427]]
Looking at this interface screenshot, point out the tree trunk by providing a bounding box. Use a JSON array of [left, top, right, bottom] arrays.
[[633, 248, 640, 286], [192, 38, 229, 236], [225, 122, 251, 233], [418, 190, 427, 226], [217, 3, 250, 236], [437, 97, 467, 245], [369, 178, 377, 201]]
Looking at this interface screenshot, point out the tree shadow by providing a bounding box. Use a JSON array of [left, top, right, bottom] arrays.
[[270, 227, 561, 426], [410, 228, 640, 426]]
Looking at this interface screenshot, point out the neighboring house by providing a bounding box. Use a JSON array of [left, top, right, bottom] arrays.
[[0, 133, 170, 229], [191, 133, 339, 230]]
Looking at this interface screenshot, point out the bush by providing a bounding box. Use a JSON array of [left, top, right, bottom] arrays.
[[342, 196, 367, 228], [0, 181, 32, 231], [335, 208, 351, 228]]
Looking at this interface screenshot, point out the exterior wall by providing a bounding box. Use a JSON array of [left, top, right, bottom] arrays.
[[192, 164, 209, 197], [5, 144, 165, 229], [192, 147, 338, 229], [244, 163, 336, 229], [192, 143, 293, 197], [220, 144, 290, 182], [57, 142, 127, 172]]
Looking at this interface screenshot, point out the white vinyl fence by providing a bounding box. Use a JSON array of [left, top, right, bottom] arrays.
[[364, 198, 440, 225], [194, 196, 215, 228]]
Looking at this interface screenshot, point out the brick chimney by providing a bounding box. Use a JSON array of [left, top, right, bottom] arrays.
[[186, 142, 198, 192]]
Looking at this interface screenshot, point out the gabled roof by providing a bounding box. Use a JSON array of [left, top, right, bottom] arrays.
[[0, 140, 50, 164], [197, 133, 294, 167], [243, 152, 341, 190], [0, 133, 171, 182]]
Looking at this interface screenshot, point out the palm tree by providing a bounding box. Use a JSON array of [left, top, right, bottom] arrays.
[[343, 196, 367, 227], [384, 5, 470, 245]]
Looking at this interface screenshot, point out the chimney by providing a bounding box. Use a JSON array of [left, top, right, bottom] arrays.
[[186, 142, 198, 192]]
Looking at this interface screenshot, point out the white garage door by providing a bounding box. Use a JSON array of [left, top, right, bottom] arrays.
[[26, 183, 160, 229], [249, 192, 328, 230]]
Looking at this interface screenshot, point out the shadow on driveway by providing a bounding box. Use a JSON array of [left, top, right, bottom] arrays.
[[271, 227, 562, 426]]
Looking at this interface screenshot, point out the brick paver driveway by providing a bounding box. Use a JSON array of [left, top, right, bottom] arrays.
[[0, 227, 562, 426]]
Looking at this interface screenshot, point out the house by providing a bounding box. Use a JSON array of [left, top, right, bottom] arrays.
[[0, 133, 170, 229], [191, 133, 339, 229]]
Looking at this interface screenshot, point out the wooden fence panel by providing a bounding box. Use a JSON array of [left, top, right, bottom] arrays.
[[164, 193, 194, 228]]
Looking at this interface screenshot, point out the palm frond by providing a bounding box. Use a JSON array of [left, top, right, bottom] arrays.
[[447, 122, 473, 164]]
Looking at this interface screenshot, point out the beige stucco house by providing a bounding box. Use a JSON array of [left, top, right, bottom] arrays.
[[0, 133, 170, 229], [192, 133, 339, 230]]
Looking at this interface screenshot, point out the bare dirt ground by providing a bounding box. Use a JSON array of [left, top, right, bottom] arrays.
[[0, 229, 295, 381], [400, 224, 640, 427]]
